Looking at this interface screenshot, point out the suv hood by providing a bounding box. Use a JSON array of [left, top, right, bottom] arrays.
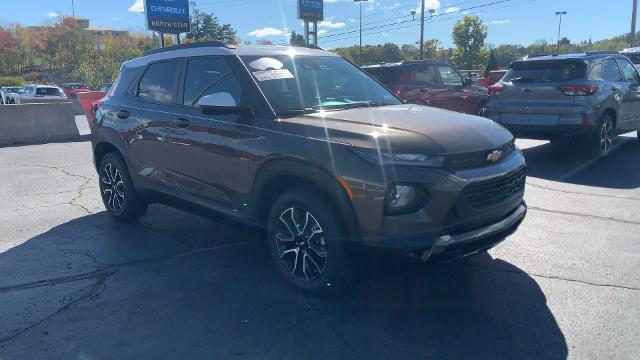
[[278, 104, 513, 155]]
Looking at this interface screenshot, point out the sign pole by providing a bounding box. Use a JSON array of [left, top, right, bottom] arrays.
[[304, 20, 310, 45], [160, 32, 165, 48]]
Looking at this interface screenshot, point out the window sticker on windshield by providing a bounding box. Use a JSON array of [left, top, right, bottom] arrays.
[[253, 69, 294, 82], [248, 57, 284, 71]]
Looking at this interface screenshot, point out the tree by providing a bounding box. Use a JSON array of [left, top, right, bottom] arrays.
[[415, 38, 441, 59], [451, 16, 488, 70], [485, 49, 499, 75], [185, 8, 237, 44], [289, 31, 305, 46]]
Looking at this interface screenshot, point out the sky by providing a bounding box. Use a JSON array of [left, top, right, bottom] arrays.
[[0, 0, 634, 49]]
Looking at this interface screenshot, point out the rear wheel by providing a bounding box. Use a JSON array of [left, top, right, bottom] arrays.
[[476, 101, 488, 117], [267, 187, 349, 294], [99, 153, 147, 221], [588, 114, 615, 158]]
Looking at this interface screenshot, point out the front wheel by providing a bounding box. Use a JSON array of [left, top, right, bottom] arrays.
[[99, 153, 147, 221], [267, 187, 349, 294]]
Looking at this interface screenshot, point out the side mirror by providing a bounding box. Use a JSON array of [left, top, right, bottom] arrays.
[[197, 92, 250, 116]]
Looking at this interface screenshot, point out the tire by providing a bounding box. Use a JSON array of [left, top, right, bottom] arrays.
[[476, 101, 488, 117], [98, 152, 147, 221], [267, 186, 349, 294], [587, 114, 615, 158]]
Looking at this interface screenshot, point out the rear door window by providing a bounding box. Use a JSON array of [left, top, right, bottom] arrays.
[[413, 66, 439, 85], [602, 59, 623, 82], [138, 60, 181, 104], [504, 60, 587, 83]]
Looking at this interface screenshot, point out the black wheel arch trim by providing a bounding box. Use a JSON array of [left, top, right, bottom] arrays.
[[252, 158, 361, 240]]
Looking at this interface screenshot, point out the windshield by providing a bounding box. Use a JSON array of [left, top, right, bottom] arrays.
[[504, 60, 587, 83], [241, 55, 401, 116]]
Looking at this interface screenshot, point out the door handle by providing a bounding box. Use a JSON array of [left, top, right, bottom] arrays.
[[116, 110, 129, 119], [419, 88, 428, 93], [172, 118, 190, 128], [612, 86, 619, 92]]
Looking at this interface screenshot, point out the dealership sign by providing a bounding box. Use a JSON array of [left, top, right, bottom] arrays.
[[298, 0, 323, 21], [144, 0, 190, 34]]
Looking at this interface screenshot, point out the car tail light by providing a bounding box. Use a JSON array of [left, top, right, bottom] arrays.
[[488, 83, 505, 96], [559, 85, 598, 96]]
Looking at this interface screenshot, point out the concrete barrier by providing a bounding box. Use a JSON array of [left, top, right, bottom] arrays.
[[0, 103, 81, 147], [18, 98, 85, 115]]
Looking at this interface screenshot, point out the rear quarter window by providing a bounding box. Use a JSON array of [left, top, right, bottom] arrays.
[[504, 60, 587, 83]]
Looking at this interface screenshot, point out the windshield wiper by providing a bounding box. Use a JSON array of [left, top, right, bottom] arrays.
[[276, 108, 318, 117], [321, 102, 394, 111]]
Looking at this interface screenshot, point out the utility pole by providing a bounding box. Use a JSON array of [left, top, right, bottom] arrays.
[[72, 0, 75, 18], [354, 0, 368, 65], [419, 0, 425, 59], [555, 11, 567, 55], [632, 0, 638, 47]]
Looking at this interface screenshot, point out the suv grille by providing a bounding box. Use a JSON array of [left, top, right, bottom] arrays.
[[443, 141, 516, 170], [463, 167, 526, 208]]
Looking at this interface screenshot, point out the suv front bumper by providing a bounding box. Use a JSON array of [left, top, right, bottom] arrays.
[[361, 201, 526, 260]]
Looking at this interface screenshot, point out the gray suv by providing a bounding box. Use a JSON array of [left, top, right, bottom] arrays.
[[92, 42, 527, 293], [485, 52, 640, 157]]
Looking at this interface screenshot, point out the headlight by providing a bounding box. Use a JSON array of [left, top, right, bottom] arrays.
[[385, 184, 429, 215], [355, 149, 445, 167]]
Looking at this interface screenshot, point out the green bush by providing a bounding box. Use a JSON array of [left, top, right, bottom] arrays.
[[0, 76, 26, 87]]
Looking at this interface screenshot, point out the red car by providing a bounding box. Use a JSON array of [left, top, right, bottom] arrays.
[[61, 83, 90, 99], [476, 70, 508, 88], [363, 60, 489, 115]]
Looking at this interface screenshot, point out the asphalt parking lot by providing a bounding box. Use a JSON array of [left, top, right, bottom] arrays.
[[0, 131, 638, 359]]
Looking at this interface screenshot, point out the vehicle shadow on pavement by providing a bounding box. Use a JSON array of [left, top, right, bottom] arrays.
[[521, 137, 640, 189], [0, 207, 567, 360]]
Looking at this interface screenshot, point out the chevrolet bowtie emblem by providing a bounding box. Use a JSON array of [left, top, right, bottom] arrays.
[[487, 150, 503, 163]]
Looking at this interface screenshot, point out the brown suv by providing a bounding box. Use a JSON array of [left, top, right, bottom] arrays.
[[363, 60, 489, 115], [92, 43, 527, 294]]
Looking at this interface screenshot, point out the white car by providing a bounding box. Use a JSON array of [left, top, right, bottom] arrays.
[[10, 85, 66, 104], [621, 47, 640, 70]]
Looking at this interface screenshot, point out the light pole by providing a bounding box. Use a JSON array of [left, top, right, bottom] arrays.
[[71, 0, 75, 18], [419, 2, 435, 60], [555, 11, 567, 55], [632, 0, 638, 47], [354, 0, 368, 65]]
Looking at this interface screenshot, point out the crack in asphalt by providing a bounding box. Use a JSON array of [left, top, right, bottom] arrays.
[[465, 263, 640, 292], [0, 241, 249, 345], [0, 162, 96, 215], [527, 182, 640, 202], [528, 206, 640, 226]]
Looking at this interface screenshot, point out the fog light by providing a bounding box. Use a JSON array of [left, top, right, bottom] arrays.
[[386, 185, 427, 214]]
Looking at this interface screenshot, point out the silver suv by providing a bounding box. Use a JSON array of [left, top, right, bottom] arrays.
[[485, 52, 640, 157]]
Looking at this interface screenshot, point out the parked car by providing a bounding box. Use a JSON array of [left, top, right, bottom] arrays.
[[476, 70, 508, 87], [61, 82, 90, 99], [621, 47, 640, 70], [92, 43, 527, 293], [1, 86, 23, 104], [363, 60, 489, 116], [9, 84, 66, 104], [485, 52, 640, 156]]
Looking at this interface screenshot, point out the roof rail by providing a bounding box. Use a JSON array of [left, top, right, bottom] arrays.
[[585, 50, 620, 56], [291, 44, 325, 51], [523, 54, 549, 59], [144, 41, 236, 56]]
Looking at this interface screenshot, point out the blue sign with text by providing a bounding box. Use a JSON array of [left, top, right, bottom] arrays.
[[298, 0, 324, 22], [144, 0, 190, 34]]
